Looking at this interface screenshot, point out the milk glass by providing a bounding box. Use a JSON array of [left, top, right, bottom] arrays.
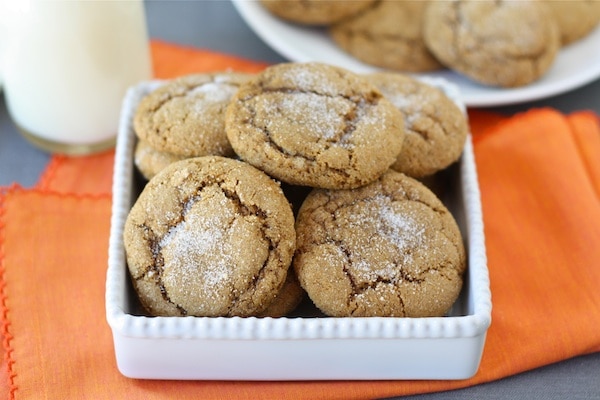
[[0, 5, 5, 91], [2, 0, 152, 155]]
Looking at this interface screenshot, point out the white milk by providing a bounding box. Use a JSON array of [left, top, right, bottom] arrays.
[[0, 2, 5, 90], [2, 0, 152, 154]]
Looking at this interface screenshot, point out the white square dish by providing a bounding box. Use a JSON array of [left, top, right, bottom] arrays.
[[106, 78, 491, 380]]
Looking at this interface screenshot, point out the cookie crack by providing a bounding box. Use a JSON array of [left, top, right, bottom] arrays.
[[335, 241, 360, 313], [218, 182, 277, 314], [247, 86, 379, 144], [242, 89, 381, 180], [409, 123, 434, 142], [404, 104, 456, 143], [257, 117, 354, 180], [133, 215, 194, 316], [334, 238, 416, 317]]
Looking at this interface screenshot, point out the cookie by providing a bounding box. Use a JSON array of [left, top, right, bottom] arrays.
[[544, 0, 600, 45], [123, 156, 296, 317], [260, 0, 376, 26], [225, 62, 405, 189], [423, 0, 560, 88], [366, 72, 468, 178], [330, 0, 443, 72], [134, 139, 186, 180], [133, 72, 252, 157], [258, 270, 305, 317], [294, 170, 466, 317]]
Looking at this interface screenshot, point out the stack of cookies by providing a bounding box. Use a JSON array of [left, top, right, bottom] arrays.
[[124, 62, 469, 319], [260, 0, 600, 88]]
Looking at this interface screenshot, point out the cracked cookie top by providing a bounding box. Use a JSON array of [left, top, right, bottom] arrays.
[[293, 170, 466, 317], [225, 62, 405, 189], [329, 0, 443, 72], [133, 72, 253, 157], [123, 156, 296, 317], [366, 72, 468, 178], [423, 0, 560, 88]]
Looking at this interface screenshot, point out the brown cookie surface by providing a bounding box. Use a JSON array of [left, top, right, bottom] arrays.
[[225, 62, 405, 189], [544, 0, 600, 45], [423, 0, 559, 88], [133, 73, 252, 157], [366, 72, 468, 178], [123, 156, 296, 317], [294, 170, 466, 317], [134, 139, 186, 180], [330, 0, 443, 72], [258, 270, 305, 317], [260, 0, 376, 25]]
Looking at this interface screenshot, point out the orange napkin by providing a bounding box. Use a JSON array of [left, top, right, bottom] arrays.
[[2, 41, 600, 400]]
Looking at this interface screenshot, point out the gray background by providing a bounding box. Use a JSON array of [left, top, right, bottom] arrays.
[[1, 1, 599, 399]]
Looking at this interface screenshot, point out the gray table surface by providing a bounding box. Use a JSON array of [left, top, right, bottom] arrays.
[[1, 1, 599, 399]]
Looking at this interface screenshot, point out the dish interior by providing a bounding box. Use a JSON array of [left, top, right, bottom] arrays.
[[123, 160, 471, 319]]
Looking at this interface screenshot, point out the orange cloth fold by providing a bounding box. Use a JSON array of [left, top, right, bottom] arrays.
[[1, 41, 600, 399], [151, 40, 269, 80], [36, 151, 116, 196]]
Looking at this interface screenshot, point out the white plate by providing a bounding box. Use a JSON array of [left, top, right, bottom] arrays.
[[105, 78, 491, 380], [232, 0, 600, 107]]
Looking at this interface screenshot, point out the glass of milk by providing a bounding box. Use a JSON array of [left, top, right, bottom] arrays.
[[0, 3, 5, 91], [1, 0, 152, 155]]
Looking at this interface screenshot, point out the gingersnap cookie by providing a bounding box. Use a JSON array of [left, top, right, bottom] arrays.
[[133, 72, 253, 157], [294, 170, 466, 317], [365, 73, 468, 178], [260, 0, 376, 26], [423, 0, 560, 88], [544, 0, 600, 45], [123, 156, 296, 317], [330, 0, 443, 72], [134, 139, 186, 180], [225, 62, 405, 189], [258, 271, 305, 317]]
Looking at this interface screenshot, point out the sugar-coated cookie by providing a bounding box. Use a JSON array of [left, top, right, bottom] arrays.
[[330, 0, 442, 72], [294, 170, 466, 317], [123, 156, 296, 317], [133, 73, 252, 157], [423, 0, 560, 88], [225, 62, 405, 189], [366, 72, 468, 178]]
